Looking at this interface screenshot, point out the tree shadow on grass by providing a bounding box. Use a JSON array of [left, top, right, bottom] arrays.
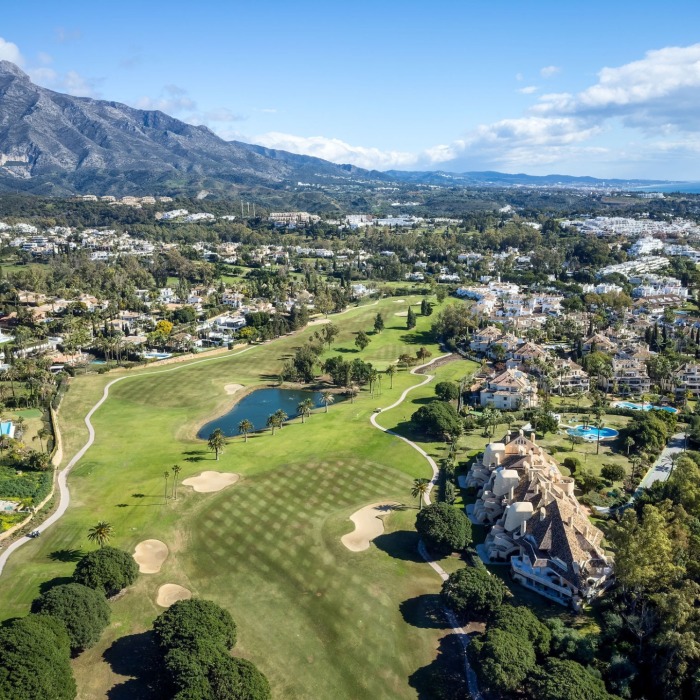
[[181, 450, 206, 457], [183, 456, 206, 463], [48, 548, 84, 562], [38, 576, 73, 594], [373, 530, 424, 563], [104, 631, 166, 700], [400, 594, 449, 629], [409, 633, 470, 699]]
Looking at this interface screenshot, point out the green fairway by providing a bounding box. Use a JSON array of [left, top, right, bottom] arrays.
[[0, 297, 467, 699]]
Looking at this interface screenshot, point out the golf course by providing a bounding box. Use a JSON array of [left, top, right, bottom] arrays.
[[0, 297, 477, 699]]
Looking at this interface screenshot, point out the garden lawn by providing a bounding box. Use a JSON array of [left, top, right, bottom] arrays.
[[0, 296, 460, 699]]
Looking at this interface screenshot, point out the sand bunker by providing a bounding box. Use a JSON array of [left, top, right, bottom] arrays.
[[224, 383, 243, 395], [394, 311, 408, 317], [133, 540, 169, 574], [182, 471, 240, 493], [156, 583, 192, 607], [341, 502, 400, 552], [393, 299, 406, 303]]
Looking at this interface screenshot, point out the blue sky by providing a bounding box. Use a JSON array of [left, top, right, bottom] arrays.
[[3, 0, 700, 179]]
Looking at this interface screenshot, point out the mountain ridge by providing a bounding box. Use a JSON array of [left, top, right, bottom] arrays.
[[0, 61, 674, 196]]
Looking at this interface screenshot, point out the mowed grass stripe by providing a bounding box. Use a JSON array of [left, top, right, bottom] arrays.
[[0, 297, 465, 699]]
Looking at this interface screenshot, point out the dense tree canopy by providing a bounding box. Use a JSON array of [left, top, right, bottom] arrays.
[[472, 628, 536, 696], [412, 401, 463, 440], [30, 583, 110, 652], [153, 598, 237, 652], [441, 565, 505, 621], [416, 502, 471, 555], [0, 614, 76, 700], [529, 658, 615, 700], [73, 546, 139, 597], [491, 604, 551, 657], [434, 381, 460, 402]]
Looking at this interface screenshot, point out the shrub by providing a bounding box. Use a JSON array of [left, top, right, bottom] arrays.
[[73, 547, 139, 597], [30, 583, 110, 652], [0, 613, 76, 699], [601, 463, 626, 483], [563, 457, 581, 474], [416, 502, 471, 555], [441, 566, 505, 621]]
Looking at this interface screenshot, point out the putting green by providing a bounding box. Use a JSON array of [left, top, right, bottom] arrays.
[[0, 298, 471, 698]]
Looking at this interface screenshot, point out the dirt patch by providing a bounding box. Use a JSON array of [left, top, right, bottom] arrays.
[[224, 383, 243, 395], [309, 318, 331, 326], [341, 502, 401, 552], [182, 471, 240, 493], [156, 583, 192, 607], [393, 299, 406, 303], [133, 539, 169, 574], [394, 311, 408, 317]]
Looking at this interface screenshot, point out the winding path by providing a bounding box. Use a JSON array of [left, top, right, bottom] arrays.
[[370, 356, 482, 699], [0, 344, 257, 575], [0, 299, 384, 574]]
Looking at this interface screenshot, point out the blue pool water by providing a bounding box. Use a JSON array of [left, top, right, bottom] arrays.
[[567, 425, 619, 441], [0, 421, 14, 436], [198, 388, 335, 437], [144, 352, 172, 360], [614, 401, 678, 414]]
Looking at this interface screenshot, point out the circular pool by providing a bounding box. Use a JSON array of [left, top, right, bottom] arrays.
[[567, 425, 619, 442]]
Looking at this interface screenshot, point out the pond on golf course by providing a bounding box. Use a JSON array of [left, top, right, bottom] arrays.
[[198, 387, 330, 438]]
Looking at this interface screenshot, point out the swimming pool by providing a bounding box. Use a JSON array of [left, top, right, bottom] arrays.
[[567, 425, 619, 441], [143, 352, 172, 360], [613, 401, 678, 414], [0, 421, 14, 437]]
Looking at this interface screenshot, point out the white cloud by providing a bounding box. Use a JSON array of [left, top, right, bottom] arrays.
[[533, 43, 700, 135], [254, 132, 422, 169], [134, 84, 196, 113], [518, 85, 538, 94], [28, 66, 100, 97], [0, 37, 23, 65], [540, 65, 561, 78]]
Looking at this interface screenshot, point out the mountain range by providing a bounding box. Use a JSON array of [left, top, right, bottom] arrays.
[[0, 60, 674, 197]]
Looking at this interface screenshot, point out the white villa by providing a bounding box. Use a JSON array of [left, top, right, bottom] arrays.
[[480, 368, 538, 410]]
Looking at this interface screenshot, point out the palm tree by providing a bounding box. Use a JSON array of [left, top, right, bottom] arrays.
[[171, 465, 181, 500], [297, 398, 313, 423], [266, 413, 281, 435], [594, 419, 604, 455], [273, 409, 288, 429], [87, 521, 113, 548], [163, 471, 170, 501], [411, 478, 431, 510], [207, 428, 226, 460], [385, 364, 397, 389], [320, 391, 334, 413], [238, 419, 253, 442], [624, 435, 635, 456], [347, 383, 358, 403]]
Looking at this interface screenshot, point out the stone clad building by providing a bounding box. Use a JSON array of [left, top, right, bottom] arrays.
[[466, 430, 613, 610]]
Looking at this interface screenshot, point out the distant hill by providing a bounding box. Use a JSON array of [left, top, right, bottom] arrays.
[[0, 60, 673, 197], [0, 61, 379, 196], [384, 169, 671, 188]]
